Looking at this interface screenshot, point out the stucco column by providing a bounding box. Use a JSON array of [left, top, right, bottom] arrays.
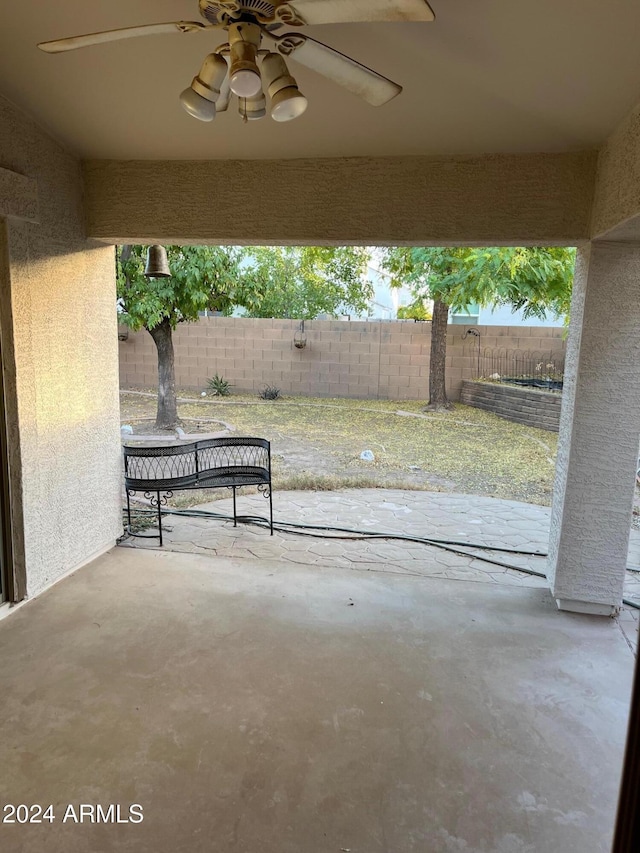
[[547, 242, 640, 614]]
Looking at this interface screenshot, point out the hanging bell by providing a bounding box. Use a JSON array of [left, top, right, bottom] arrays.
[[144, 245, 171, 278]]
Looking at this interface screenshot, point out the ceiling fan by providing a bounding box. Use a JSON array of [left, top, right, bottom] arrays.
[[37, 1, 435, 123]]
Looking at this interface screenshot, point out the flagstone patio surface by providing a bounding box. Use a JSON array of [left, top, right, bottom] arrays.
[[124, 488, 640, 651]]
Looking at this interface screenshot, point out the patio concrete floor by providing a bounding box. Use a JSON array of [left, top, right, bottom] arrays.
[[0, 487, 637, 852]]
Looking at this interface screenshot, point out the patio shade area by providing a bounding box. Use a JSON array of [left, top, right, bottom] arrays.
[[0, 543, 633, 853], [3, 1, 640, 848]]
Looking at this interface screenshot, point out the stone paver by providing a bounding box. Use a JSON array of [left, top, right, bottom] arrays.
[[123, 488, 640, 640]]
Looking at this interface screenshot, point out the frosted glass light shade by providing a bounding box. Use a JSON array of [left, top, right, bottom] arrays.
[[229, 68, 261, 98], [262, 52, 307, 123], [271, 88, 308, 122], [179, 88, 216, 121]]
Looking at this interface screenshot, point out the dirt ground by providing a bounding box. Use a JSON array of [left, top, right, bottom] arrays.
[[120, 389, 559, 506]]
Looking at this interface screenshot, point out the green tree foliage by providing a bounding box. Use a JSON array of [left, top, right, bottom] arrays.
[[117, 245, 258, 330], [383, 247, 575, 319], [242, 246, 373, 319], [382, 246, 575, 408], [116, 244, 374, 427], [397, 301, 432, 321], [117, 245, 260, 428]]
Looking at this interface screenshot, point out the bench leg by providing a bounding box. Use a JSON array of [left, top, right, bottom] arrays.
[[269, 485, 273, 536], [157, 490, 163, 547], [232, 486, 237, 527], [126, 490, 132, 531]]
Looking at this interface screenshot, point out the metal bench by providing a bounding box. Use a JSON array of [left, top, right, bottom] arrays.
[[123, 436, 273, 545]]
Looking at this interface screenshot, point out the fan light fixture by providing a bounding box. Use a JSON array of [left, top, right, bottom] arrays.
[[38, 1, 427, 125], [262, 52, 307, 122], [180, 51, 228, 121], [181, 28, 307, 124], [238, 90, 267, 121], [228, 22, 262, 98]]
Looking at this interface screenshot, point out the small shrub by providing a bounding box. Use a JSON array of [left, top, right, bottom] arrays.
[[259, 385, 281, 400], [207, 374, 232, 396]]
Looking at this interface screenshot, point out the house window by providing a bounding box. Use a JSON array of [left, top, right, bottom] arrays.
[[450, 303, 480, 325]]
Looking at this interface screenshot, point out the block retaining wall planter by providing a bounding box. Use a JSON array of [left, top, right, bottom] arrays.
[[460, 379, 562, 432]]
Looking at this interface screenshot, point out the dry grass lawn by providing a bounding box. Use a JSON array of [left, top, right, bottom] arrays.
[[121, 389, 558, 506]]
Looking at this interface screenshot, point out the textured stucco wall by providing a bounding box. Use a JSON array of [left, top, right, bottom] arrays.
[[119, 319, 565, 403], [84, 152, 597, 246], [0, 93, 122, 598], [592, 102, 640, 239], [547, 243, 640, 611], [0, 166, 38, 223]]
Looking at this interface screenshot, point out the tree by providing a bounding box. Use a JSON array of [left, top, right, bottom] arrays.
[[241, 246, 373, 319], [382, 247, 575, 410], [117, 245, 259, 429], [117, 244, 373, 428]]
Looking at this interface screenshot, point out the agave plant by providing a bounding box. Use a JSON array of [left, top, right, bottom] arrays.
[[207, 374, 233, 396]]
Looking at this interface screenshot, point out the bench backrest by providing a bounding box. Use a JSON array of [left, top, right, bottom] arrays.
[[123, 437, 270, 490]]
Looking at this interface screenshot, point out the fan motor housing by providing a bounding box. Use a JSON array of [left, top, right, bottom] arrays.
[[199, 1, 280, 26]]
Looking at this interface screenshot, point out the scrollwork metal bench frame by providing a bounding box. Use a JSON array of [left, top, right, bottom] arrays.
[[123, 437, 273, 546]]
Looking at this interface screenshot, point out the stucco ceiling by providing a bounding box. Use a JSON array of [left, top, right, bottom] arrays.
[[1, 0, 640, 160]]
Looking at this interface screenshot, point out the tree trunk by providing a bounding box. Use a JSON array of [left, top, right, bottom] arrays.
[[148, 319, 179, 429], [426, 298, 453, 411]]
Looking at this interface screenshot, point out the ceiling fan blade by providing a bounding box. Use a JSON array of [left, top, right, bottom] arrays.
[[272, 34, 401, 106], [37, 21, 210, 54], [276, 0, 434, 26]]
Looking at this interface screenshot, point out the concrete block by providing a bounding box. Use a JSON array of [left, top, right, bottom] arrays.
[[348, 342, 373, 356], [399, 343, 422, 356], [349, 363, 372, 377], [404, 364, 422, 378], [382, 365, 401, 377]]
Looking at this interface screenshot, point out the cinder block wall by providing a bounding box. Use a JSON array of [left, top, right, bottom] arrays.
[[119, 318, 566, 402], [460, 380, 563, 431]]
